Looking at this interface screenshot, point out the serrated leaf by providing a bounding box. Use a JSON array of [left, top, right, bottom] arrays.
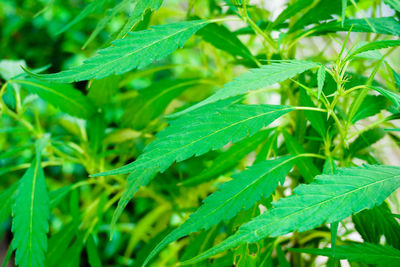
[[93, 103, 294, 228], [346, 40, 400, 60], [180, 129, 272, 186], [317, 65, 326, 99], [197, 23, 257, 64], [371, 86, 400, 110], [29, 20, 209, 83], [144, 156, 294, 266], [116, 0, 163, 39], [171, 60, 318, 117], [12, 139, 50, 267], [13, 79, 95, 119], [182, 165, 400, 264], [290, 243, 400, 265]]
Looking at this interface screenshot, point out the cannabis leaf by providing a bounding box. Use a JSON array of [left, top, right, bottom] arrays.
[[56, 0, 110, 34], [170, 60, 319, 117], [12, 138, 50, 267], [93, 103, 294, 228], [310, 17, 400, 36], [346, 40, 400, 60], [116, 0, 163, 39], [13, 79, 95, 119], [182, 165, 400, 264], [290, 243, 400, 265], [371, 86, 400, 110], [197, 23, 257, 64], [144, 156, 294, 266], [120, 79, 206, 129], [29, 20, 209, 83], [180, 129, 272, 186]]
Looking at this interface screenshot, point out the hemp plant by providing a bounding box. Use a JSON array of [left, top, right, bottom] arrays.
[[1, 0, 400, 266]]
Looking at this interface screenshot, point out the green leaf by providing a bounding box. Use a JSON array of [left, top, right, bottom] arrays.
[[371, 86, 400, 110], [12, 139, 50, 267], [391, 66, 400, 91], [341, 0, 347, 26], [56, 0, 110, 34], [0, 182, 18, 224], [171, 60, 318, 117], [346, 40, 400, 60], [181, 164, 400, 264], [144, 156, 294, 266], [271, 0, 314, 28], [29, 20, 209, 83], [310, 17, 400, 36], [93, 103, 294, 228], [353, 202, 400, 249], [87, 75, 119, 106], [351, 95, 388, 123], [86, 235, 102, 267], [116, 0, 163, 39], [197, 23, 257, 64], [299, 88, 327, 138], [121, 79, 204, 129], [349, 128, 386, 155], [289, 0, 342, 32], [82, 0, 131, 49], [13, 79, 95, 119], [180, 129, 272, 186], [317, 65, 326, 100], [46, 222, 79, 267], [282, 130, 320, 182], [290, 243, 400, 265], [384, 0, 400, 12]]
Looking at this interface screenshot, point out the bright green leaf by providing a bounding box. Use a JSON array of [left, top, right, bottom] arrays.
[[290, 243, 400, 265], [28, 20, 209, 83], [144, 156, 294, 266], [12, 139, 50, 267], [171, 60, 319, 117], [93, 103, 294, 228], [182, 165, 400, 264], [13, 79, 95, 119]]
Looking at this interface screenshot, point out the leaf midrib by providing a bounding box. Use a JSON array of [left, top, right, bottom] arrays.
[[110, 107, 293, 175], [48, 21, 208, 81], [252, 173, 400, 237]]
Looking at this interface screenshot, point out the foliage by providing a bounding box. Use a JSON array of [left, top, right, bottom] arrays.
[[1, 0, 400, 266]]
